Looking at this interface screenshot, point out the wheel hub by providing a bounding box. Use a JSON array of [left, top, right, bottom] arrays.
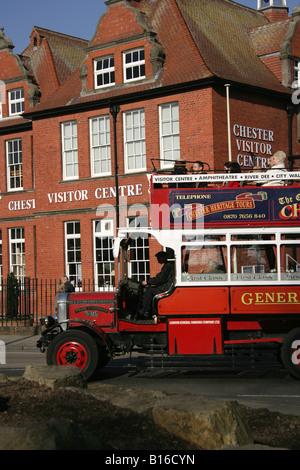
[[56, 341, 88, 370]]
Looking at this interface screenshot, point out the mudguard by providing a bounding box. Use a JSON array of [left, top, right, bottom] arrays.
[[37, 318, 113, 358]]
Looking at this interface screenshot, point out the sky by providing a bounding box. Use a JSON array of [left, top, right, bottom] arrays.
[[1, 0, 300, 54]]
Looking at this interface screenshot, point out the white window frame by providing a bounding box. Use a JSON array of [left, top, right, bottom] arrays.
[[8, 88, 24, 116], [258, 0, 287, 7], [9, 227, 25, 280], [159, 102, 180, 169], [94, 55, 115, 89], [126, 216, 150, 282], [61, 121, 78, 180], [65, 221, 81, 288], [93, 219, 115, 290], [90, 115, 111, 177], [123, 47, 145, 83], [6, 138, 23, 191], [124, 108, 146, 173]]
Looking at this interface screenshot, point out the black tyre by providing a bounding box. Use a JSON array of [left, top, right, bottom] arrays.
[[46, 329, 99, 380], [281, 328, 300, 380]]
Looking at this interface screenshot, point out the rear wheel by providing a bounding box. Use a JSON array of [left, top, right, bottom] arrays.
[[281, 328, 300, 380], [46, 330, 99, 380]]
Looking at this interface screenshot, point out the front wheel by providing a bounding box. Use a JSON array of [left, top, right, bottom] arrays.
[[281, 328, 300, 380], [46, 330, 99, 380]]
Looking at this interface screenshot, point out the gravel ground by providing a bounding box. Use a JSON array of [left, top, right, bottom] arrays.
[[1, 377, 300, 450]]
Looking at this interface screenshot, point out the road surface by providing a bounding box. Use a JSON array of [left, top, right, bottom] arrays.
[[1, 346, 300, 417]]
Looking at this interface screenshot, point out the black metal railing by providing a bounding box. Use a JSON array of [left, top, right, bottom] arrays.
[[0, 278, 109, 328]]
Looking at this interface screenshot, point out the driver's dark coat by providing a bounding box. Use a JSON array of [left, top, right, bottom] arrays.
[[147, 261, 174, 293]]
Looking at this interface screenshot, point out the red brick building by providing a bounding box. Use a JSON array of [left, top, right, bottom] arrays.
[[0, 0, 300, 290]]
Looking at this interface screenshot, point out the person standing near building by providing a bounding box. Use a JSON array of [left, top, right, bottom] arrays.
[[61, 275, 75, 293]]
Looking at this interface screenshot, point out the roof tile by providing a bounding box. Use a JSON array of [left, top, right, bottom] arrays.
[[24, 0, 292, 115]]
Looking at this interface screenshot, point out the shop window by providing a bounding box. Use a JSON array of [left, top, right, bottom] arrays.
[[6, 138, 23, 191], [159, 102, 180, 169], [94, 55, 115, 89], [90, 115, 111, 176], [61, 121, 78, 180], [8, 88, 24, 116], [123, 47, 145, 82], [124, 108, 146, 172]]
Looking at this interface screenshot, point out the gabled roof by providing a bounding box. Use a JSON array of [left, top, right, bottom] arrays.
[[248, 17, 292, 56], [174, 0, 287, 91], [25, 0, 294, 117], [23, 27, 88, 85]]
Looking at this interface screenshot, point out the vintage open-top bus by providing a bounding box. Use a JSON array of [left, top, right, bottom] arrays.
[[37, 170, 300, 379]]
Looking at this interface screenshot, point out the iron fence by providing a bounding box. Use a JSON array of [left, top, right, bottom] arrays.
[[0, 278, 105, 328]]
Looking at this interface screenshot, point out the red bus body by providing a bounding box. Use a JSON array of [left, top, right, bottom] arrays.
[[38, 173, 300, 379]]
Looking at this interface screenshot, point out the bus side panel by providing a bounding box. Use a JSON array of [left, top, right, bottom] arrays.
[[67, 292, 116, 327], [157, 287, 229, 316], [231, 286, 300, 314], [168, 318, 223, 355]]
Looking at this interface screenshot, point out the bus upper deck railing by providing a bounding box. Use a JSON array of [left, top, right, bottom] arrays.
[[151, 171, 300, 187]]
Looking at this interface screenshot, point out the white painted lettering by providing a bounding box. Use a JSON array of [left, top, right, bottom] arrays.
[[8, 199, 36, 211]]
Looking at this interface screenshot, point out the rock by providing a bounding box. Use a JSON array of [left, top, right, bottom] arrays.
[[86, 384, 253, 450], [152, 399, 252, 450], [0, 418, 105, 450], [23, 365, 86, 389]]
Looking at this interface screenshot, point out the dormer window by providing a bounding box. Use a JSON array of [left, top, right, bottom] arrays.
[[293, 59, 300, 89], [8, 88, 24, 116], [94, 55, 115, 89], [123, 47, 145, 83]]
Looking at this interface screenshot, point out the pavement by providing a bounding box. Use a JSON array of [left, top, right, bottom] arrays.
[[0, 334, 39, 352]]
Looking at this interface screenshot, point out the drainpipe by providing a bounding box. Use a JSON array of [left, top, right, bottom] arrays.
[[225, 84, 232, 162], [286, 102, 294, 171], [110, 104, 120, 231], [110, 104, 121, 286]]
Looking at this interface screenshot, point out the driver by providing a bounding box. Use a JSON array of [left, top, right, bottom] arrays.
[[141, 251, 174, 318]]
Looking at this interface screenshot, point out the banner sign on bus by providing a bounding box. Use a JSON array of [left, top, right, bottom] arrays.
[[152, 171, 300, 186], [168, 187, 300, 227]]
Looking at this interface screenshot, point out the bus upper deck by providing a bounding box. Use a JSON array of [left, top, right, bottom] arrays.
[[134, 169, 300, 289], [150, 170, 300, 229]]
